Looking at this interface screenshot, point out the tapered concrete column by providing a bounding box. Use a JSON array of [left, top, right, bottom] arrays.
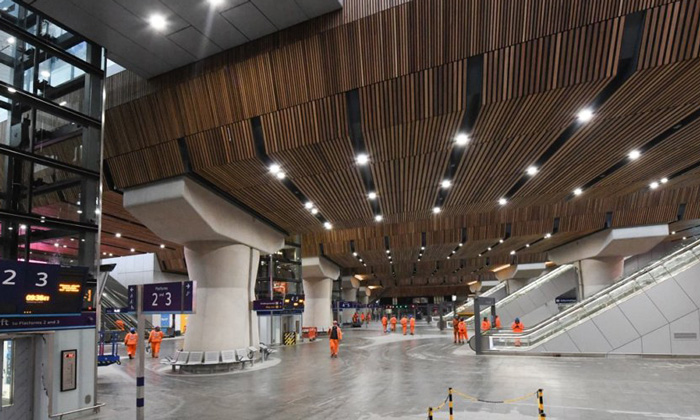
[[340, 276, 360, 322], [549, 225, 668, 299], [578, 257, 624, 299], [302, 257, 340, 331], [184, 243, 260, 351], [358, 287, 369, 306], [494, 263, 548, 295], [124, 177, 284, 353]]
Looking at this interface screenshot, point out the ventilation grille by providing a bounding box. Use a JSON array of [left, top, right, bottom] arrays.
[[673, 332, 698, 340]]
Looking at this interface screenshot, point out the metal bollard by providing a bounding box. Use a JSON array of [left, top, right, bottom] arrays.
[[428, 406, 433, 420], [448, 388, 454, 420], [537, 389, 546, 419]]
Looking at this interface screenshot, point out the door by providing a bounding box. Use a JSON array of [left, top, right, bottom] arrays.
[[1, 337, 34, 420]]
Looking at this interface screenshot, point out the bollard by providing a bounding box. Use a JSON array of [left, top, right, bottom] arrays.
[[448, 388, 454, 420], [537, 389, 546, 419], [428, 406, 433, 420]]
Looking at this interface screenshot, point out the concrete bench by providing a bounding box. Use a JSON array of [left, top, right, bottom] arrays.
[[259, 343, 275, 361], [202, 351, 220, 365], [169, 351, 189, 372]]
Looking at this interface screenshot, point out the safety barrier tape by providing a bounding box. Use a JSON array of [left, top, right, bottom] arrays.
[[452, 389, 537, 404]]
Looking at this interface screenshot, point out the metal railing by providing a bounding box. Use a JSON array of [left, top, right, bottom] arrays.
[[484, 239, 700, 351]]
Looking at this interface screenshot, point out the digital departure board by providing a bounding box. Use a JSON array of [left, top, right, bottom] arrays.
[[0, 260, 88, 317]]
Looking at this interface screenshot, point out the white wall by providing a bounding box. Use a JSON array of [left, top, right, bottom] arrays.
[[34, 329, 96, 420], [102, 253, 187, 288]]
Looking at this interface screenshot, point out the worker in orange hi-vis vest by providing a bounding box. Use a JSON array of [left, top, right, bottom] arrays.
[[148, 326, 164, 358], [409, 315, 416, 335], [481, 317, 491, 332], [382, 315, 388, 333], [400, 315, 408, 335], [124, 328, 138, 359], [458, 318, 468, 344], [115, 319, 125, 331], [494, 315, 502, 329], [453, 318, 460, 344], [511, 317, 524, 347], [390, 315, 397, 332], [328, 320, 343, 358]]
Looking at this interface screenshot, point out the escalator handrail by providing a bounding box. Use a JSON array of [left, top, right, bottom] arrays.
[[486, 239, 700, 343]]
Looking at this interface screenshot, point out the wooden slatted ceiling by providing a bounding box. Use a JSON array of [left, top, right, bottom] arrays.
[[584, 117, 700, 198], [514, 58, 700, 205]]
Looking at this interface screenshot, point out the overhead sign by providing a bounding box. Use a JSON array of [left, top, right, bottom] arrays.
[[0, 312, 96, 333], [128, 281, 196, 314], [253, 300, 284, 311], [0, 260, 88, 317]]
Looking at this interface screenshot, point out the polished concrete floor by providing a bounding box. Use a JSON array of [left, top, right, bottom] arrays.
[[87, 322, 700, 419]]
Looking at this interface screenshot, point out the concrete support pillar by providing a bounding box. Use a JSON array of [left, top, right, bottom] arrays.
[[494, 263, 548, 295], [184, 243, 260, 351], [578, 256, 624, 299], [124, 177, 284, 355], [506, 279, 529, 294], [302, 278, 333, 330], [341, 287, 358, 322], [302, 257, 340, 331]]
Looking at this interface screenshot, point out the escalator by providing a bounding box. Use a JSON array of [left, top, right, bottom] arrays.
[[443, 281, 506, 322], [476, 239, 700, 354], [100, 274, 152, 331]]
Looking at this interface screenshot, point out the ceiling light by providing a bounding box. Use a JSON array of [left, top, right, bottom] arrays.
[[54, 243, 59, 247], [109, 253, 113, 257], [102, 252, 106, 256], [19, 224, 26, 230], [487, 247, 492, 251], [7, 226, 12, 231], [115, 233, 122, 238], [59, 101, 67, 106], [363, 263, 367, 267], [95, 209, 100, 215], [441, 180, 452, 189], [148, 14, 167, 31], [368, 191, 377, 200], [421, 246, 425, 250], [545, 233, 552, 239], [323, 222, 333, 230], [207, 0, 224, 5], [40, 70, 50, 79], [352, 252, 358, 256], [81, 239, 85, 242], [525, 243, 530, 247], [160, 244, 165, 249], [478, 253, 482, 257], [356, 153, 369, 165], [683, 237, 687, 240], [526, 166, 538, 176], [358, 258, 363, 262], [375, 215, 383, 222], [447, 256, 450, 259], [7, 87, 16, 93], [671, 231, 676, 235], [451, 251, 455, 254], [390, 261, 393, 264], [77, 210, 83, 214], [433, 207, 441, 214], [459, 243, 463, 247], [276, 171, 286, 180], [628, 150, 641, 160], [269, 164, 280, 174], [311, 208, 319, 215], [455, 133, 469, 146], [661, 177, 668, 184], [304, 201, 313, 209], [510, 250, 516, 255], [7, 36, 15, 44], [577, 108, 594, 123], [499, 239, 504, 243], [573, 188, 583, 196], [498, 198, 507, 206], [386, 250, 390, 254], [63, 245, 67, 248], [649, 181, 659, 189]]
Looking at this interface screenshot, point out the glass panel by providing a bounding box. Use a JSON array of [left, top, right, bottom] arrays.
[[2, 340, 12, 407], [31, 165, 83, 223], [32, 109, 86, 167], [0, 153, 31, 212]]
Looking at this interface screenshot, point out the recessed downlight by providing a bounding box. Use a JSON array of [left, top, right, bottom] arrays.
[[323, 222, 333, 230], [573, 188, 583, 196], [441, 179, 452, 189], [498, 198, 507, 206], [577, 108, 594, 123], [454, 133, 469, 146], [375, 215, 383, 222], [649, 181, 659, 189], [368, 191, 377, 200], [526, 166, 538, 176], [148, 14, 167, 31], [628, 150, 641, 160], [356, 153, 369, 165], [433, 207, 441, 214]]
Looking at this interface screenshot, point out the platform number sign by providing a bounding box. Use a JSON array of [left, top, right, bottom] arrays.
[[0, 260, 86, 316], [128, 281, 195, 314]]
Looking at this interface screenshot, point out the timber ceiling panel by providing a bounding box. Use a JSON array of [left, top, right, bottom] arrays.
[[98, 0, 700, 293]]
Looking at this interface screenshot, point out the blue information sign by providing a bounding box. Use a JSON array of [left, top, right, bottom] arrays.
[[0, 260, 88, 317], [128, 281, 196, 314]]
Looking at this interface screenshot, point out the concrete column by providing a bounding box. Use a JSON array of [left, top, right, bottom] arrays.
[[494, 263, 548, 295], [124, 177, 284, 355], [302, 257, 340, 331], [184, 243, 260, 351], [578, 256, 624, 299], [341, 287, 358, 323], [303, 278, 333, 330]]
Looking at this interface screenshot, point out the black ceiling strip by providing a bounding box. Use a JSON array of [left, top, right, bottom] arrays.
[[249, 118, 327, 225], [176, 137, 288, 235], [670, 160, 700, 180], [504, 11, 646, 200], [567, 107, 700, 200], [435, 54, 483, 208], [102, 161, 120, 194], [346, 89, 381, 216], [677, 203, 687, 221]]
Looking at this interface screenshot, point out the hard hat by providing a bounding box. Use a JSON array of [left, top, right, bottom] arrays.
[[130, 328, 136, 333], [515, 318, 520, 323]]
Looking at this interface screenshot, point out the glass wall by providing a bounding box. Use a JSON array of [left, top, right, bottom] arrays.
[[1, 340, 12, 407], [0, 0, 103, 279]]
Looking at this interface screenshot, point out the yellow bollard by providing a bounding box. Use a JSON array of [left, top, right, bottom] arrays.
[[428, 406, 433, 420], [537, 389, 546, 419], [448, 388, 454, 420]]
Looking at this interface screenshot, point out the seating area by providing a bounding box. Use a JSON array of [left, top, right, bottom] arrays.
[[163, 344, 274, 373]]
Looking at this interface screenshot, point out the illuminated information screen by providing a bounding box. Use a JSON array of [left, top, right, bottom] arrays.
[[0, 260, 88, 317]]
